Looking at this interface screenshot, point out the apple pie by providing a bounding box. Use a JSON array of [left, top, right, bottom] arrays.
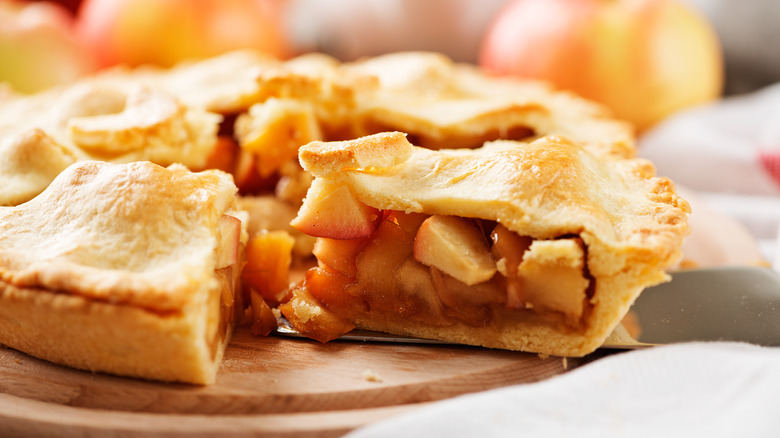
[[281, 132, 690, 357], [0, 160, 245, 384], [0, 50, 688, 374]]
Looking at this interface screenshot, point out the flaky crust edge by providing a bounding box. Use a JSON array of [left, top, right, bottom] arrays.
[[0, 261, 241, 385]]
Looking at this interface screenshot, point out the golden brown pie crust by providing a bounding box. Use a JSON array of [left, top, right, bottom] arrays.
[[0, 161, 244, 384], [1, 50, 634, 208]]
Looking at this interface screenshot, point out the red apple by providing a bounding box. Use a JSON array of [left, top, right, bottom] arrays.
[[76, 0, 290, 68], [479, 0, 723, 131], [291, 178, 382, 240], [0, 0, 96, 93]]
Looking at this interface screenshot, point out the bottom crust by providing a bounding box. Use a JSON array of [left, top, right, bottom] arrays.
[[0, 265, 240, 385], [350, 273, 653, 357]]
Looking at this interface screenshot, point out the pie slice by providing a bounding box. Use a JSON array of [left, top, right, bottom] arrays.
[[0, 160, 245, 384], [282, 132, 690, 357]]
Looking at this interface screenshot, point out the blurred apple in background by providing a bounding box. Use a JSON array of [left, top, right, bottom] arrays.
[[479, 0, 724, 132], [0, 0, 96, 93], [76, 0, 290, 68]]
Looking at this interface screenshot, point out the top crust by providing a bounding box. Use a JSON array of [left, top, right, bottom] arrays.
[[0, 161, 238, 312], [0, 50, 635, 207], [0, 84, 221, 206], [340, 52, 636, 158]]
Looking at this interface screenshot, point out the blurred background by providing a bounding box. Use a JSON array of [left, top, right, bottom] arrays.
[[4, 0, 780, 94], [2, 0, 779, 263]]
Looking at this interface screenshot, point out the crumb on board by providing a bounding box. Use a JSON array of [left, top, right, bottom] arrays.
[[362, 369, 383, 383], [562, 357, 568, 370], [537, 353, 550, 360]]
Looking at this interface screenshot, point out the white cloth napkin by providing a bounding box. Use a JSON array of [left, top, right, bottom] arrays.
[[639, 83, 780, 196], [347, 342, 780, 438]]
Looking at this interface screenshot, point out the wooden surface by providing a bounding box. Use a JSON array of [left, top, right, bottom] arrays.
[[0, 328, 590, 437], [0, 189, 763, 437]]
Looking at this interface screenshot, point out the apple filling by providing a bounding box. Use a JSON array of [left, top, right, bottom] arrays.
[[206, 214, 245, 362], [282, 209, 593, 343], [235, 98, 323, 179]]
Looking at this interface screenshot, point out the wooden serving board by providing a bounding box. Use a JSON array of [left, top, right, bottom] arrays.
[[0, 327, 590, 437]]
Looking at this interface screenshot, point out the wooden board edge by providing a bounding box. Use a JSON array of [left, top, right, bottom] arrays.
[[0, 392, 428, 438]]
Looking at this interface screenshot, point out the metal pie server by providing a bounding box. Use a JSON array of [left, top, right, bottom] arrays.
[[276, 266, 780, 349], [625, 265, 780, 347]]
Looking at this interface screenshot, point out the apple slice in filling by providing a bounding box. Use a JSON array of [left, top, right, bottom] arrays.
[[215, 214, 242, 269], [413, 215, 496, 286], [516, 238, 590, 321], [284, 209, 594, 342], [290, 178, 381, 239]]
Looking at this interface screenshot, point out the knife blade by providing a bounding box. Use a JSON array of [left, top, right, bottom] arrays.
[[628, 265, 780, 346]]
